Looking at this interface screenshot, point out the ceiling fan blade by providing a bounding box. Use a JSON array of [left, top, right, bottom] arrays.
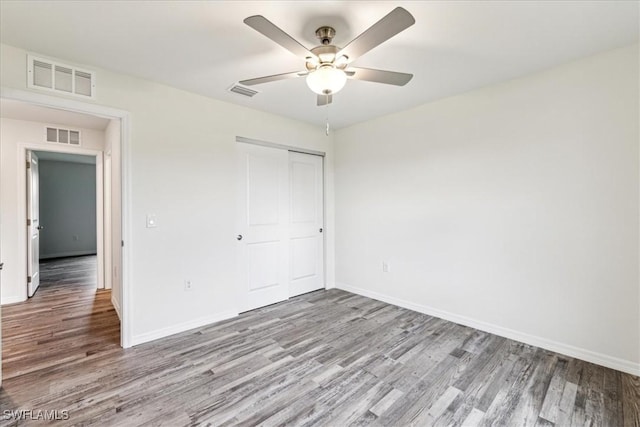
[[317, 94, 333, 106], [347, 67, 413, 86], [337, 7, 415, 62], [240, 71, 307, 86], [244, 15, 317, 60]]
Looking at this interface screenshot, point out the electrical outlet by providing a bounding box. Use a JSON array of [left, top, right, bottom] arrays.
[[184, 280, 193, 291], [382, 262, 390, 273], [72, 235, 79, 241]]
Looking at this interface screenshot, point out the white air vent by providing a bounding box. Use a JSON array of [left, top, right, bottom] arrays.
[[28, 55, 96, 98], [228, 84, 259, 98], [46, 127, 81, 146]]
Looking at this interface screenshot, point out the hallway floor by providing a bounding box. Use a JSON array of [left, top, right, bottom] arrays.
[[1, 255, 120, 380]]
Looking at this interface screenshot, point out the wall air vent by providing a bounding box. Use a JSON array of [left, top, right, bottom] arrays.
[[28, 55, 96, 98], [228, 84, 259, 98], [46, 127, 81, 146]]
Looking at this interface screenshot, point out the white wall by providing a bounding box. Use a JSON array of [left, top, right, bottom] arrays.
[[334, 45, 639, 374], [38, 160, 97, 259], [0, 44, 336, 343], [0, 117, 104, 304], [105, 118, 122, 318]]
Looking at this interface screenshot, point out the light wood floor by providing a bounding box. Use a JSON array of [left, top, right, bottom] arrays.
[[1, 256, 120, 382], [1, 258, 639, 426]]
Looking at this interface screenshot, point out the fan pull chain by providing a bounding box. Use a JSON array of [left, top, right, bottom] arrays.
[[325, 99, 330, 136]]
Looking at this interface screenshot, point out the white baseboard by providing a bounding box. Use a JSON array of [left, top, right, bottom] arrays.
[[1, 295, 26, 305], [41, 250, 97, 260], [111, 295, 121, 321], [131, 310, 238, 347], [336, 282, 640, 377]]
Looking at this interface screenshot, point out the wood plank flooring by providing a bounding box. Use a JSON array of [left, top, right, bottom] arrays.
[[1, 255, 119, 380], [1, 260, 639, 426]]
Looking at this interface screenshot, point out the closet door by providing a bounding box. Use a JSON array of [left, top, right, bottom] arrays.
[[289, 152, 324, 297], [237, 143, 289, 312]]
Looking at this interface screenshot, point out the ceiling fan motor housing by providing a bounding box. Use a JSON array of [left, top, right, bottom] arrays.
[[305, 45, 348, 71], [315, 26, 336, 45]]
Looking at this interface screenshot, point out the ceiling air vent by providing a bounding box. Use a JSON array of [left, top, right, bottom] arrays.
[[46, 127, 81, 146], [228, 84, 259, 98], [28, 54, 96, 98]]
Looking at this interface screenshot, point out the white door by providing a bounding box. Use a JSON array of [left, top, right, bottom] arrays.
[[289, 152, 325, 297], [27, 150, 41, 297], [237, 143, 290, 312]]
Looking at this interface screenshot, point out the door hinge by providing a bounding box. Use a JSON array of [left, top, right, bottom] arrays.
[[27, 275, 32, 283], [121, 240, 124, 247], [26, 161, 31, 169], [27, 219, 32, 226]]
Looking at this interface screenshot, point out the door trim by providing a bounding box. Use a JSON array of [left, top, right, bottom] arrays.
[[236, 136, 325, 157], [104, 153, 112, 290], [1, 86, 133, 349], [20, 145, 105, 290]]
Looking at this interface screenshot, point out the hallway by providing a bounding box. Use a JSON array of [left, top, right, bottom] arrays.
[[1, 256, 120, 380]]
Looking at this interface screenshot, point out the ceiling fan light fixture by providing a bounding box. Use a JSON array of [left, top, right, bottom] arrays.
[[306, 65, 347, 95]]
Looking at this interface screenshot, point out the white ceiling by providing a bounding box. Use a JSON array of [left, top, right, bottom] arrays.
[[1, 99, 110, 130], [1, 1, 638, 129]]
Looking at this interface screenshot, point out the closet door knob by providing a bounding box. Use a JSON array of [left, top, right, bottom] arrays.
[[237, 234, 243, 241]]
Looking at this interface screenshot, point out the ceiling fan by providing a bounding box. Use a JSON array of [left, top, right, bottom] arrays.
[[240, 7, 415, 106]]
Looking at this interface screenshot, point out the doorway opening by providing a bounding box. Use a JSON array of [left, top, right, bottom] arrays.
[[0, 94, 128, 383], [27, 150, 99, 298]]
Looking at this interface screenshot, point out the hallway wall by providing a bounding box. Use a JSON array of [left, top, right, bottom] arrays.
[[0, 117, 104, 304], [39, 159, 97, 259], [105, 119, 122, 318]]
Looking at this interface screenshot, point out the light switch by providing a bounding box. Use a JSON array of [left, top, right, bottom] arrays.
[[146, 214, 157, 228]]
